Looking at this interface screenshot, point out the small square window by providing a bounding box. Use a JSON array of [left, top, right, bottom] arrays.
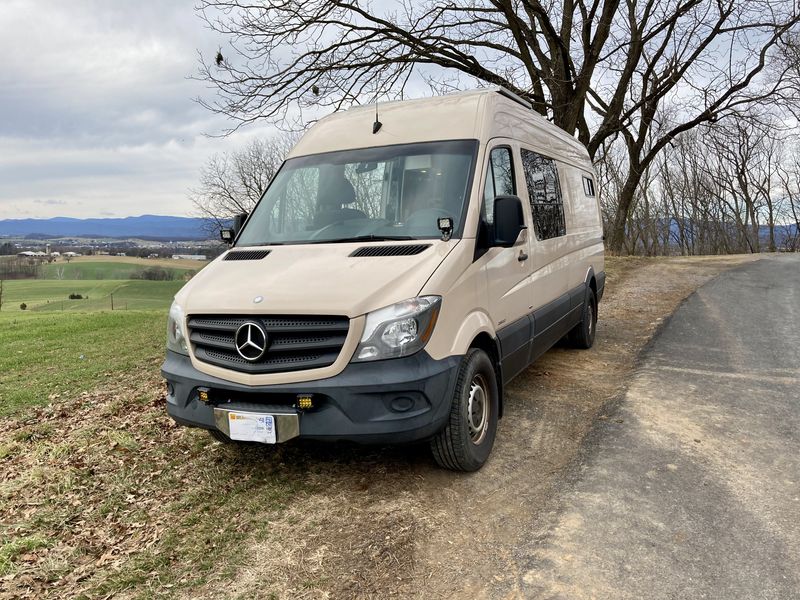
[[583, 176, 596, 197]]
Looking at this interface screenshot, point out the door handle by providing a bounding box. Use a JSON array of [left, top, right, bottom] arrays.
[[517, 251, 528, 262]]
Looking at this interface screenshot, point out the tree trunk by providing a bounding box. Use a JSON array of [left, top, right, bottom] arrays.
[[608, 174, 641, 254], [767, 205, 777, 252]]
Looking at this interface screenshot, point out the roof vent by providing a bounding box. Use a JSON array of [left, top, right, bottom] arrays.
[[350, 244, 431, 257], [224, 249, 271, 261]]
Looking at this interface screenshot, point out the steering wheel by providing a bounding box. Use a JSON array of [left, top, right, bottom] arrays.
[[308, 218, 388, 240], [308, 221, 346, 240]]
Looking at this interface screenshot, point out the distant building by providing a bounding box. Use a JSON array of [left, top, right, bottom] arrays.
[[172, 254, 207, 261]]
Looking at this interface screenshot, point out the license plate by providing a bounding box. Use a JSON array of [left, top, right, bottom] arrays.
[[227, 412, 276, 444]]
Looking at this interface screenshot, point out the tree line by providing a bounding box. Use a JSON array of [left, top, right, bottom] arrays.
[[0, 257, 42, 280], [598, 111, 800, 254]]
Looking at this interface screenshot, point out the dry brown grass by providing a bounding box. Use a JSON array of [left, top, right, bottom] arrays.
[[0, 364, 310, 599]]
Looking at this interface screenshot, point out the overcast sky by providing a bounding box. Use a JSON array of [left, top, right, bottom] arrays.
[[0, 0, 278, 220]]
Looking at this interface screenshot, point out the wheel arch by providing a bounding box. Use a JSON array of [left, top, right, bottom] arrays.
[[584, 266, 597, 299], [468, 331, 504, 419]]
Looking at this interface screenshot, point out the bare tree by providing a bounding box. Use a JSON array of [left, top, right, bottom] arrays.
[[783, 32, 800, 78], [616, 110, 795, 256], [777, 145, 800, 251], [191, 136, 297, 232], [0, 279, 4, 312], [195, 0, 800, 253]]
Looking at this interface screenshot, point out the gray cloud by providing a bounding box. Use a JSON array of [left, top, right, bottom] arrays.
[[0, 0, 277, 219]]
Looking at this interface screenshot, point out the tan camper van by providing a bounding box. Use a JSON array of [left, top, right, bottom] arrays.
[[163, 88, 604, 471]]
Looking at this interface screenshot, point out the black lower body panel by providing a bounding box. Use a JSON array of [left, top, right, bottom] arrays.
[[161, 350, 462, 444], [498, 279, 595, 383]]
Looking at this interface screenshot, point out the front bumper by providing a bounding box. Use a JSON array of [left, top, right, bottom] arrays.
[[161, 350, 462, 444]]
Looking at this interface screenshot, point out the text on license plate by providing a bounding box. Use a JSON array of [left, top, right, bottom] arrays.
[[227, 412, 276, 444]]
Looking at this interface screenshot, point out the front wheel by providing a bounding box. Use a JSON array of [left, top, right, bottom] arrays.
[[431, 348, 499, 472]]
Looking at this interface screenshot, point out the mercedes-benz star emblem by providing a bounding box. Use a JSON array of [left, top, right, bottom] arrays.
[[234, 322, 268, 361]]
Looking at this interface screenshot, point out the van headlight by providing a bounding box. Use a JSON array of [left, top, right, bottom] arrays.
[[166, 301, 189, 355], [353, 296, 441, 362]]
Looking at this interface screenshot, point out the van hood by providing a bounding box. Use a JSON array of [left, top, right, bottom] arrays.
[[177, 240, 459, 318]]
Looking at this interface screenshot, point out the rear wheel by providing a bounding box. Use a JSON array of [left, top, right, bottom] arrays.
[[431, 348, 499, 472], [569, 288, 597, 349]]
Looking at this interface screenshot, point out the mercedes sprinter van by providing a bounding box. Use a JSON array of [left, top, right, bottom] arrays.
[[162, 88, 605, 471]]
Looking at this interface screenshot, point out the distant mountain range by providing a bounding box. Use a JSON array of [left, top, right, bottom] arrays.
[[0, 215, 212, 240]]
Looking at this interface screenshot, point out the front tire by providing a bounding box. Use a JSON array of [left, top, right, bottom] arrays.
[[431, 348, 499, 472]]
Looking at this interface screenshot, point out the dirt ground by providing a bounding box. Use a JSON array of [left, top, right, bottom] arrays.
[[0, 255, 758, 599]]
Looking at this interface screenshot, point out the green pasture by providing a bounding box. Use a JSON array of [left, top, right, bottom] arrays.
[[0, 279, 184, 312], [0, 309, 168, 415], [0, 277, 185, 413], [39, 260, 196, 281]]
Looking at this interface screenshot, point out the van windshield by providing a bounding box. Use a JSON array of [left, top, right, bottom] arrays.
[[236, 140, 478, 246]]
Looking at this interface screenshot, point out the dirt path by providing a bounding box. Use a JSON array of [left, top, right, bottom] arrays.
[[192, 255, 758, 599], [520, 255, 800, 599], [0, 255, 757, 599]]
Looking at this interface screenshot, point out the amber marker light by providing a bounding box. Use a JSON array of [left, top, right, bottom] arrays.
[[420, 304, 440, 343]]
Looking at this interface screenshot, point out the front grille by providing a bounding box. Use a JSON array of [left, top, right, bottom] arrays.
[[188, 314, 350, 374]]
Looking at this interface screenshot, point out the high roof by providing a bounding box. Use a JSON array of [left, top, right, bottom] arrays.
[[287, 88, 590, 167]]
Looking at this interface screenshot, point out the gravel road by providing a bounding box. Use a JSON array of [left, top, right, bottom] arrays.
[[523, 254, 800, 599]]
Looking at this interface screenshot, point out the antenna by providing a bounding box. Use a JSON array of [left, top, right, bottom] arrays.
[[372, 99, 382, 134]]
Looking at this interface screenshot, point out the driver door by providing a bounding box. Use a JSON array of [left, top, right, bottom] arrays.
[[479, 141, 535, 382]]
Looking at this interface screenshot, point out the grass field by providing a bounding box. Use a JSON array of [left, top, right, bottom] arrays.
[[39, 260, 197, 281], [68, 255, 210, 270], [0, 257, 190, 413], [0, 251, 310, 597], [0, 270, 309, 597], [1, 279, 185, 312], [0, 310, 168, 415]]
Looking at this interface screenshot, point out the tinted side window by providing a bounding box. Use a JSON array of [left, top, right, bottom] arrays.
[[482, 147, 515, 224], [520, 149, 566, 240]]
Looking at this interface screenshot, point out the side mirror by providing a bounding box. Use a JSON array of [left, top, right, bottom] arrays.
[[233, 212, 247, 232], [492, 195, 527, 247]]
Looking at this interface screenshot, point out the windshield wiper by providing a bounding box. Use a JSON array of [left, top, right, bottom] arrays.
[[307, 234, 415, 244]]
